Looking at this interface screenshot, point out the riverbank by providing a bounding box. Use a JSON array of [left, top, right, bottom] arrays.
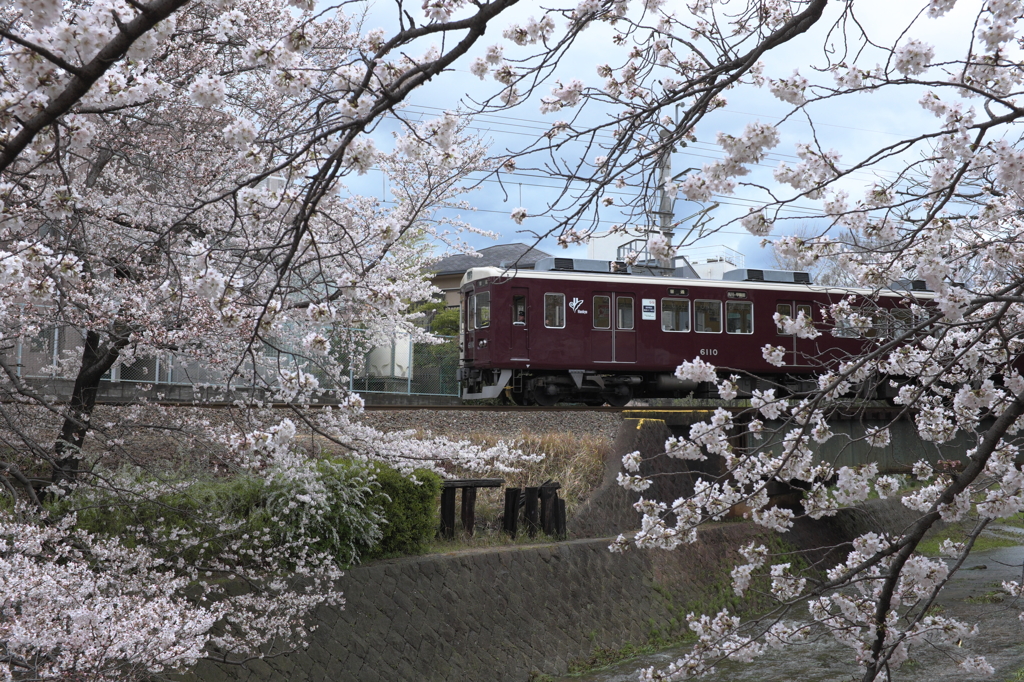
[[562, 523, 1024, 682], [190, 496, 924, 682]]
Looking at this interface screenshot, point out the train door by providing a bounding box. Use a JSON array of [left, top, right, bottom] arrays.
[[775, 300, 814, 366], [465, 289, 491, 363], [510, 289, 529, 360], [592, 293, 613, 362], [459, 291, 467, 364], [462, 291, 473, 363], [615, 295, 636, 362], [592, 293, 635, 362]]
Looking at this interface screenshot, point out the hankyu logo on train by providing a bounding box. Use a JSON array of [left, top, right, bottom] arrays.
[[569, 297, 587, 314]]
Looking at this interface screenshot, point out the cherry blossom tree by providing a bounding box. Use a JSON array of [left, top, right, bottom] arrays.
[[463, 0, 1024, 679], [476, 1, 1024, 680], [1, 0, 534, 678], [6, 0, 1024, 681]]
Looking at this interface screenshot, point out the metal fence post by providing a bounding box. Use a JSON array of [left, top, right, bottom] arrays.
[[540, 486, 555, 536], [390, 333, 396, 384]]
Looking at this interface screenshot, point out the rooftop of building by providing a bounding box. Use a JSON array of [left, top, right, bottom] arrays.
[[429, 243, 553, 276]]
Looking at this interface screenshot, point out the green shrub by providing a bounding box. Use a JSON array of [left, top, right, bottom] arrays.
[[256, 458, 385, 567], [363, 466, 441, 559], [52, 460, 440, 568], [55, 474, 266, 556]]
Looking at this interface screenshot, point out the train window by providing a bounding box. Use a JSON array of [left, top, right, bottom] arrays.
[[890, 309, 913, 337], [695, 300, 722, 333], [726, 301, 753, 334], [796, 304, 813, 321], [862, 313, 881, 338], [833, 316, 857, 338], [661, 298, 690, 332], [594, 296, 611, 329], [513, 295, 526, 325], [833, 307, 877, 338], [617, 296, 634, 330], [776, 303, 792, 335], [545, 293, 565, 328], [473, 292, 490, 329]]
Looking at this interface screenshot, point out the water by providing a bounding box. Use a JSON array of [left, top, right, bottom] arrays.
[[563, 525, 1024, 682]]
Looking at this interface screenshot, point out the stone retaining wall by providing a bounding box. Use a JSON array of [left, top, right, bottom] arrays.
[[192, 414, 932, 682], [193, 496, 920, 682], [193, 530, 740, 682]]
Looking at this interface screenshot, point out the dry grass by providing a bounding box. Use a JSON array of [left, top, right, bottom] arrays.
[[444, 430, 611, 536]]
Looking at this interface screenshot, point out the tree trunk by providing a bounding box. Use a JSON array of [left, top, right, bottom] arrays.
[[51, 330, 127, 485]]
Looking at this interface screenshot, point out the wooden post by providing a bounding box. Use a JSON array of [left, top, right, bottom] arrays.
[[524, 487, 540, 537], [440, 487, 457, 539], [540, 485, 555, 536], [503, 488, 521, 537], [556, 496, 567, 539], [460, 486, 477, 536]]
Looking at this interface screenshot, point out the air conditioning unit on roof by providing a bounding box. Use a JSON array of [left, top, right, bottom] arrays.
[[533, 257, 632, 274], [722, 268, 812, 284]]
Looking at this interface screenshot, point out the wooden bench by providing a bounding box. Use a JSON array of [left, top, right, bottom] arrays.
[[439, 479, 504, 538]]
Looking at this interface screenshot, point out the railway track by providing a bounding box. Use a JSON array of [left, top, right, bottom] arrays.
[[68, 400, 912, 420], [5, 395, 915, 420], [363, 404, 683, 412], [360, 404, 914, 420]]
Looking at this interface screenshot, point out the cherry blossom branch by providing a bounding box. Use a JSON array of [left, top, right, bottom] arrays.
[[861, 390, 1024, 680], [0, 0, 192, 173]]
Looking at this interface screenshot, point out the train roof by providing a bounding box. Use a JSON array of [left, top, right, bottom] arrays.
[[459, 266, 933, 299]]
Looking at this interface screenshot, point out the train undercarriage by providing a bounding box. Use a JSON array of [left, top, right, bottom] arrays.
[[459, 367, 825, 406]]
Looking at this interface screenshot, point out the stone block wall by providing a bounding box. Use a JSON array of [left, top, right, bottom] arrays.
[[191, 413, 927, 682], [192, 523, 768, 682]]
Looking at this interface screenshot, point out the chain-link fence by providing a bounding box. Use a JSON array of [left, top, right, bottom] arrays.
[[4, 328, 461, 400]]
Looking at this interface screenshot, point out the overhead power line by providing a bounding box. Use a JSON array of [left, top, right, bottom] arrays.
[[400, 103, 903, 182]]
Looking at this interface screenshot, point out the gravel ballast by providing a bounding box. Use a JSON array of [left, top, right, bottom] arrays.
[[357, 409, 623, 441]]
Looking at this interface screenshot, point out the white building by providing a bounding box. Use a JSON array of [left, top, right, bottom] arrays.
[[586, 229, 744, 279]]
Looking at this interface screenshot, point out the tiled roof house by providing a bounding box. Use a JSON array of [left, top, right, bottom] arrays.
[[428, 243, 552, 307]]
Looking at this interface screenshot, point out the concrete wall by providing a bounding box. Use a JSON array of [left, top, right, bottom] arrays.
[[570, 416, 690, 539], [191, 413, 936, 682], [194, 525, 763, 682], [193, 498, 921, 682], [758, 415, 979, 471]]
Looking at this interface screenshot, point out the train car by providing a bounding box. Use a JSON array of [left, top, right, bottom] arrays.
[[457, 257, 930, 405]]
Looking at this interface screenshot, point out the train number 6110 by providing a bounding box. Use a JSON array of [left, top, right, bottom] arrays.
[[700, 348, 719, 356]]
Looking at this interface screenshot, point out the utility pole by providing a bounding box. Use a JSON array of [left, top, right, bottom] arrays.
[[650, 114, 718, 277], [652, 129, 675, 271]]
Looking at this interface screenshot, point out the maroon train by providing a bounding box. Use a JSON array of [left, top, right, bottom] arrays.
[[457, 257, 929, 406]]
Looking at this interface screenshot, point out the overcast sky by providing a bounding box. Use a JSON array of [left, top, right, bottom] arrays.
[[340, 0, 1017, 270]]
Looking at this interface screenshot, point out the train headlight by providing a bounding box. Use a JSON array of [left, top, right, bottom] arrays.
[[477, 338, 488, 348]]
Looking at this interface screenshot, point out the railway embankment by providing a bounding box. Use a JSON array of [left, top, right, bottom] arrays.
[[191, 413, 933, 682], [357, 405, 625, 441]]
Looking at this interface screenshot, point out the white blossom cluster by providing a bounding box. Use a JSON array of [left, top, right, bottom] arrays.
[[677, 122, 781, 203], [640, 608, 810, 680], [0, 0, 538, 675], [8, 0, 1024, 679], [772, 309, 820, 339], [0, 516, 219, 681]]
